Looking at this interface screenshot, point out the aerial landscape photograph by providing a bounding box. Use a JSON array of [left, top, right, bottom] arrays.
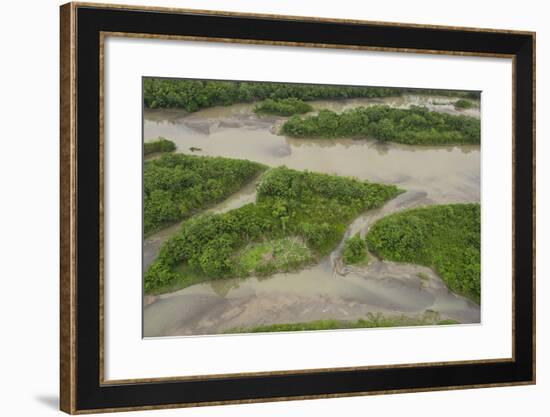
[[141, 78, 481, 337]]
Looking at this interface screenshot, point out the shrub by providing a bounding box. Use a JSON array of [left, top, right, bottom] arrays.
[[366, 204, 480, 303], [145, 166, 402, 293], [143, 137, 176, 155], [454, 99, 474, 109], [144, 154, 266, 235], [280, 105, 480, 145], [342, 233, 367, 264], [143, 78, 479, 112], [143, 78, 401, 111]]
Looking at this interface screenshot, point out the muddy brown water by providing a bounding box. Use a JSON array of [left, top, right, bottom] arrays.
[[143, 95, 481, 337]]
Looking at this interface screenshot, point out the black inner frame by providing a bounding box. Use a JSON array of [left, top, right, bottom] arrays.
[[74, 5, 534, 411]]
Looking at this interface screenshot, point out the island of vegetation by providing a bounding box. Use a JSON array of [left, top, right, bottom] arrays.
[[342, 233, 368, 265], [144, 153, 266, 235], [145, 166, 402, 294], [143, 137, 176, 156], [366, 204, 481, 303], [280, 105, 480, 145], [253, 98, 313, 116], [227, 312, 459, 333]]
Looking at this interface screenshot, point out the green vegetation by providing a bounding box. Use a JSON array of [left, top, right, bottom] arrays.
[[281, 105, 480, 145], [143, 78, 480, 112], [407, 89, 479, 99], [143, 78, 400, 111], [342, 233, 367, 265], [227, 312, 459, 333], [143, 137, 176, 156], [437, 319, 460, 325], [149, 264, 211, 295], [253, 98, 313, 116], [234, 237, 314, 277], [144, 153, 266, 236], [454, 99, 474, 109], [145, 166, 401, 294], [366, 204, 480, 303]]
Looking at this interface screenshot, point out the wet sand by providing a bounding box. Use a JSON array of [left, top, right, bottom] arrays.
[[310, 94, 480, 118], [143, 95, 481, 337]]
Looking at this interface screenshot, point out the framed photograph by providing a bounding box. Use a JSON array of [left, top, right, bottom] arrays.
[[60, 2, 535, 414]]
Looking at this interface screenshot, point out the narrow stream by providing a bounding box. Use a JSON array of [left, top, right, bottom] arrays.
[[143, 95, 481, 337]]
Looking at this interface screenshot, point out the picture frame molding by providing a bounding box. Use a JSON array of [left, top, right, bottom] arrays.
[[60, 2, 536, 414]]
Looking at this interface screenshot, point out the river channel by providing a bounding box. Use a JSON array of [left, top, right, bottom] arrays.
[[143, 95, 481, 336]]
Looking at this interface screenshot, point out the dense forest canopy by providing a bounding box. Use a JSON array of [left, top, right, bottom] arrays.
[[143, 78, 479, 112], [366, 204, 481, 303], [144, 154, 266, 235], [280, 105, 480, 145], [144, 78, 402, 111], [145, 167, 401, 293]]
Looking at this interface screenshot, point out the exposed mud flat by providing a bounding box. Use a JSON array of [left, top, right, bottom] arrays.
[[143, 96, 481, 337], [309, 94, 480, 118]]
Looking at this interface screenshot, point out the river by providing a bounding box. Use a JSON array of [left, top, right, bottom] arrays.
[[143, 95, 481, 337]]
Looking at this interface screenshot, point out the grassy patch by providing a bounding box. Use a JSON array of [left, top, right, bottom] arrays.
[[437, 319, 460, 325], [253, 98, 313, 116], [143, 137, 176, 156], [454, 99, 474, 109], [144, 153, 266, 236], [145, 264, 210, 296], [234, 237, 314, 276], [366, 204, 480, 303], [280, 105, 480, 145], [342, 233, 368, 265], [145, 166, 402, 294], [227, 312, 460, 333]]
